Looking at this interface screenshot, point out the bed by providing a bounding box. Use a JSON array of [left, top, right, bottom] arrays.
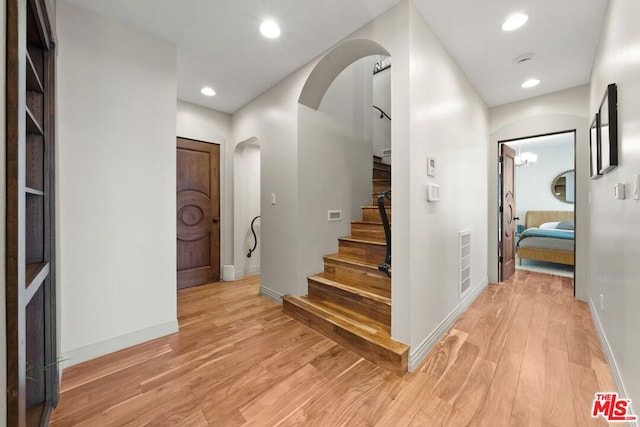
[[517, 210, 575, 266]]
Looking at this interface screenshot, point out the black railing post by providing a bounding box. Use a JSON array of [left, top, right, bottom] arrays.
[[377, 189, 391, 277]]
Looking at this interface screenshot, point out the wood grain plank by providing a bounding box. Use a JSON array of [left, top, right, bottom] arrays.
[[472, 350, 524, 426], [446, 357, 496, 426], [50, 272, 617, 427]]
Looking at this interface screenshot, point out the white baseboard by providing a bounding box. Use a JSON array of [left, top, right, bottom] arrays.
[[259, 285, 283, 304], [60, 319, 178, 369], [588, 295, 638, 426], [234, 266, 261, 281], [408, 278, 489, 371]]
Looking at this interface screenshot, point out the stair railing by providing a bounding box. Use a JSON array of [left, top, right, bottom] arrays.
[[247, 215, 261, 258], [377, 189, 391, 277], [373, 105, 391, 121]]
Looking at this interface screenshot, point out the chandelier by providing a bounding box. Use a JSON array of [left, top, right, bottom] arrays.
[[515, 151, 537, 167]]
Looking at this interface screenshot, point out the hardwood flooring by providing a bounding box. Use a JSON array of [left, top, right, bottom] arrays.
[[51, 271, 617, 426]]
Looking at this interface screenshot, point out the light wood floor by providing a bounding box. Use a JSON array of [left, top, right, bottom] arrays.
[[51, 271, 617, 426]]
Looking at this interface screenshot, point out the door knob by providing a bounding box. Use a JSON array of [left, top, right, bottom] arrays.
[[514, 217, 520, 221], [212, 217, 220, 223]]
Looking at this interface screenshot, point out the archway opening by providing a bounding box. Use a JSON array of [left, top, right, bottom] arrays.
[[233, 138, 261, 280]]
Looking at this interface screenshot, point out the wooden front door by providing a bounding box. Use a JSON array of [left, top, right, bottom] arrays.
[[177, 138, 220, 289], [500, 144, 517, 281]]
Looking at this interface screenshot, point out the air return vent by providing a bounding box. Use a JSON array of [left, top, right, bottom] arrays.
[[327, 210, 342, 222], [459, 230, 472, 299]]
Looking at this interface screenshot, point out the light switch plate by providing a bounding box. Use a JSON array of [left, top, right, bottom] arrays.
[[427, 183, 440, 202]]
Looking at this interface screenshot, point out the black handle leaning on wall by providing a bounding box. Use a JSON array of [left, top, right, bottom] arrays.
[[247, 215, 261, 258], [377, 189, 391, 277]]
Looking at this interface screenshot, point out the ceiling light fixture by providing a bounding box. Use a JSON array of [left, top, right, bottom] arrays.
[[260, 20, 281, 39], [200, 87, 216, 96], [521, 78, 540, 88], [501, 13, 529, 32]]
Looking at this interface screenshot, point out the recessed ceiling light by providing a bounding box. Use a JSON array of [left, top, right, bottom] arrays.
[[201, 87, 216, 96], [521, 78, 540, 88], [502, 13, 529, 31], [260, 20, 281, 39]]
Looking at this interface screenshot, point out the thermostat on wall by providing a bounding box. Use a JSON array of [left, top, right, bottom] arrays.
[[427, 183, 440, 202], [427, 156, 436, 177]]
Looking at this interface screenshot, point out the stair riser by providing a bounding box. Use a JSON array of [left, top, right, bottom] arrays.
[[362, 207, 392, 223], [282, 299, 407, 377], [372, 194, 392, 206], [339, 239, 386, 262], [373, 181, 391, 194], [351, 223, 386, 240], [324, 259, 390, 292], [373, 168, 391, 180], [373, 162, 391, 172], [307, 280, 391, 327]]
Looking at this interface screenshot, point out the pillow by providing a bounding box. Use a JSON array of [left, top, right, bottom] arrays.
[[556, 220, 575, 230], [539, 222, 560, 230]]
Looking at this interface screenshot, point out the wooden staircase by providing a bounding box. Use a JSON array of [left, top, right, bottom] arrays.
[[283, 156, 408, 376]]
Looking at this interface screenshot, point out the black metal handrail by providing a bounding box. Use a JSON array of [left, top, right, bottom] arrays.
[[247, 215, 261, 258], [377, 189, 391, 277], [373, 105, 391, 121]]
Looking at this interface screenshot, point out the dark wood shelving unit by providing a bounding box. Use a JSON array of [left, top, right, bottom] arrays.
[[6, 0, 57, 425]]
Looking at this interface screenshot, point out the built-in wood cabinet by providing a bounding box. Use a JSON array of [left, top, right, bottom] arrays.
[[6, 0, 57, 425]]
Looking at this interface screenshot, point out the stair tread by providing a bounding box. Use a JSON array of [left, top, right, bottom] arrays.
[[324, 253, 381, 270], [372, 179, 391, 183], [352, 220, 385, 225], [362, 205, 391, 209], [339, 235, 386, 246], [283, 295, 408, 355], [310, 272, 391, 303]]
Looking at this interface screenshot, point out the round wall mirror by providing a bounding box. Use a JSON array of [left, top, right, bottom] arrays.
[[551, 169, 575, 204]]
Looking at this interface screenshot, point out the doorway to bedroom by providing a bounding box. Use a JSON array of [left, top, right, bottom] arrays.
[[498, 131, 576, 282]]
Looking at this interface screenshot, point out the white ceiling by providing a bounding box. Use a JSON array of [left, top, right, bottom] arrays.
[[64, 0, 608, 113]]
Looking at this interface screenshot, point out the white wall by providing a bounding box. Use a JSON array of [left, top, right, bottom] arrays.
[[489, 85, 590, 299], [233, 140, 261, 278], [407, 3, 489, 361], [233, 1, 490, 370], [297, 57, 374, 286], [1, 0, 6, 420], [508, 140, 575, 223], [176, 100, 233, 271], [589, 0, 640, 410], [231, 0, 413, 325], [373, 65, 391, 158], [57, 1, 178, 366]]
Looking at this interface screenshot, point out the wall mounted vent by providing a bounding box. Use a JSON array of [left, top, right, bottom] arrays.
[[459, 230, 472, 299], [327, 210, 342, 222]]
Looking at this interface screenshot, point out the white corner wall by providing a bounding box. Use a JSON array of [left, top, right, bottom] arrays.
[[231, 0, 413, 330], [297, 57, 374, 287], [1, 0, 6, 419], [488, 85, 590, 300], [232, 1, 490, 370], [176, 100, 233, 271], [407, 3, 489, 365], [589, 0, 640, 410], [57, 1, 178, 366]]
